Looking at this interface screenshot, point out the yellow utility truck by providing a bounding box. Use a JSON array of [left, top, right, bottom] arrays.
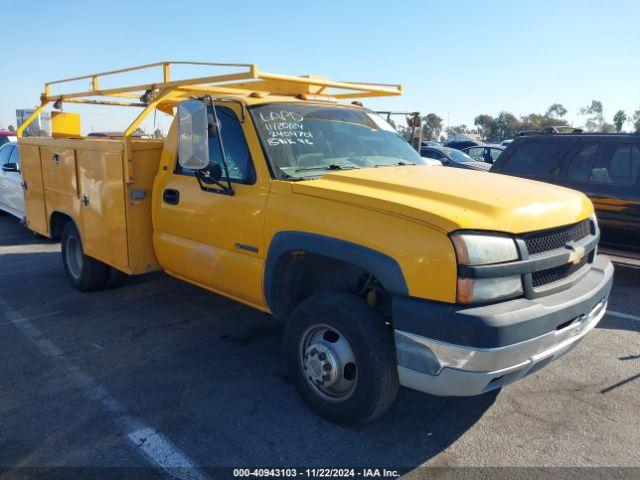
[[19, 62, 613, 425]]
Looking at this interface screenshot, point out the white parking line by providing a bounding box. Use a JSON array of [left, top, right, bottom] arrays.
[[607, 310, 640, 323], [0, 310, 66, 326], [0, 243, 61, 254], [0, 297, 211, 480]]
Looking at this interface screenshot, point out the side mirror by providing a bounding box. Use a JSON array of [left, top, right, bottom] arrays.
[[177, 100, 210, 170], [196, 162, 222, 185], [2, 162, 18, 172]]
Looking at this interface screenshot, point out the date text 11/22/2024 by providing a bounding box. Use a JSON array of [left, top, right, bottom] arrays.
[[232, 468, 400, 478]]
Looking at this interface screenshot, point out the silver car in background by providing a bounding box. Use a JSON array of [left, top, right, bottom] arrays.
[[0, 142, 24, 219]]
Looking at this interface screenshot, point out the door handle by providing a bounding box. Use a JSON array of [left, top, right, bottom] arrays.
[[163, 188, 180, 205]]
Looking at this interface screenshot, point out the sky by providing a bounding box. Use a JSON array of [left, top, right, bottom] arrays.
[[1, 0, 639, 135]]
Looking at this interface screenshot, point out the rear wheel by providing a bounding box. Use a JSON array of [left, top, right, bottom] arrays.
[[284, 291, 399, 425], [105, 267, 127, 289], [61, 222, 109, 292]]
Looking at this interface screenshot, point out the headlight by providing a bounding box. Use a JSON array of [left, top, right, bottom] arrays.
[[450, 233, 519, 265], [450, 232, 522, 303]]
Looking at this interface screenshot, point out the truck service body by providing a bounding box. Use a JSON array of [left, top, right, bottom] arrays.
[[18, 62, 613, 424]]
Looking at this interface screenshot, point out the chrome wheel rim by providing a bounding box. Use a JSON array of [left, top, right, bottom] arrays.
[[65, 234, 82, 279], [298, 323, 358, 402]]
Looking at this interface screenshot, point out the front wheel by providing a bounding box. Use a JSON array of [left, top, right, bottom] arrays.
[[61, 222, 109, 292], [284, 291, 399, 425]]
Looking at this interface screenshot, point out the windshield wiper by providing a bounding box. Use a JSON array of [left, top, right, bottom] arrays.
[[373, 161, 417, 167], [294, 164, 358, 173]]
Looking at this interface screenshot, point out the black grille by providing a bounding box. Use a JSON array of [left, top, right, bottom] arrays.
[[532, 257, 588, 287], [522, 219, 591, 255]]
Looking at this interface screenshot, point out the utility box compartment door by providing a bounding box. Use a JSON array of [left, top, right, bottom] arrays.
[[19, 144, 48, 235], [76, 149, 128, 271], [40, 146, 78, 195]]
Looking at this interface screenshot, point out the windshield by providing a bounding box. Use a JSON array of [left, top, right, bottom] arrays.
[[251, 104, 427, 179], [447, 149, 476, 163]]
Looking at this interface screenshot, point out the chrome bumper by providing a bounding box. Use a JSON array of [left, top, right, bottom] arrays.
[[395, 299, 607, 396]]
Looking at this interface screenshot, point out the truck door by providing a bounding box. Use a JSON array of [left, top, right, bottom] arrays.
[[153, 105, 270, 309]]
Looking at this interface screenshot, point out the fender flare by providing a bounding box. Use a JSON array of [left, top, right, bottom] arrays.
[[264, 231, 408, 311]]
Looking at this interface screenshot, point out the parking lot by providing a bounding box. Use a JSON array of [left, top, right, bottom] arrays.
[[0, 213, 638, 477]]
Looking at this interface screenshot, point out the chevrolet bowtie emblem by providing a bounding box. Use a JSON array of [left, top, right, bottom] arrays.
[[568, 246, 586, 265]]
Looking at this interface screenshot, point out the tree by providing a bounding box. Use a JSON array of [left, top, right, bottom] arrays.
[[520, 113, 567, 132], [445, 124, 469, 139], [491, 112, 520, 141], [396, 124, 411, 141], [421, 113, 443, 141], [600, 122, 616, 133], [580, 100, 604, 132], [545, 103, 567, 119], [633, 110, 640, 133], [613, 110, 627, 132], [474, 114, 494, 140]]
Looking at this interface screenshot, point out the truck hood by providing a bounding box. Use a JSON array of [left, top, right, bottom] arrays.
[[291, 166, 593, 233]]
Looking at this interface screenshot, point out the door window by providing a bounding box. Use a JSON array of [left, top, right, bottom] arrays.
[[577, 143, 640, 186], [175, 106, 255, 184], [599, 144, 640, 185], [466, 147, 483, 160], [9, 145, 19, 168], [421, 149, 445, 160], [567, 143, 597, 182], [489, 148, 503, 163], [0, 145, 13, 165], [499, 140, 556, 175]]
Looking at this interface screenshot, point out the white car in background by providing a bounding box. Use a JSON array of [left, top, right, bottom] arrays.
[[0, 142, 24, 219]]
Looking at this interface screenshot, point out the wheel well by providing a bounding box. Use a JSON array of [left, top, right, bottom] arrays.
[[268, 251, 390, 320], [50, 212, 73, 240]]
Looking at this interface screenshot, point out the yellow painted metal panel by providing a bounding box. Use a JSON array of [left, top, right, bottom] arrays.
[[20, 136, 124, 152], [124, 141, 163, 274], [263, 181, 459, 303], [76, 148, 128, 271], [51, 111, 81, 138], [18, 143, 49, 235], [152, 113, 271, 308], [289, 167, 594, 235], [152, 176, 268, 307], [40, 146, 78, 196]]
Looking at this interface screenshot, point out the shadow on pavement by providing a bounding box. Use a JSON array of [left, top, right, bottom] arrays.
[[0, 215, 54, 247]]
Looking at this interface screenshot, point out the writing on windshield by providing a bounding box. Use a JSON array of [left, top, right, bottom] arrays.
[[251, 104, 426, 179]]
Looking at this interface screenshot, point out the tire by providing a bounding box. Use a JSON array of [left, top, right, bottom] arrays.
[[284, 291, 399, 425], [105, 267, 127, 289], [61, 222, 109, 292]]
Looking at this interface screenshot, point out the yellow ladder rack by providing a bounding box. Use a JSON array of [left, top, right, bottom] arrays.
[[17, 61, 402, 138]]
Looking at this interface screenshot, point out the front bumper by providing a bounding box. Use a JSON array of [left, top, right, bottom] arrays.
[[393, 256, 613, 396]]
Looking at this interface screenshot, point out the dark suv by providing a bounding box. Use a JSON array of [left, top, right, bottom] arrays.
[[491, 132, 640, 256]]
